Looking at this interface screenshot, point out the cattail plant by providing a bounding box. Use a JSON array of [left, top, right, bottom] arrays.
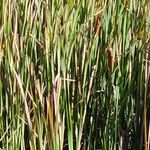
[[0, 0, 150, 150]]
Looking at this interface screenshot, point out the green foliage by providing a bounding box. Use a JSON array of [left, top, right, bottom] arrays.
[[0, 0, 150, 149]]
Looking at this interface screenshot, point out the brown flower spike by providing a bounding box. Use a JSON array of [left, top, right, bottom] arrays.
[[94, 17, 101, 38], [107, 48, 114, 72]]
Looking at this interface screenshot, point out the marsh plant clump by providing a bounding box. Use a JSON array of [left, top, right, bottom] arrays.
[[0, 0, 150, 150]]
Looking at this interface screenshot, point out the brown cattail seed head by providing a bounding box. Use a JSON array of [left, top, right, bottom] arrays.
[[107, 48, 114, 72]]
